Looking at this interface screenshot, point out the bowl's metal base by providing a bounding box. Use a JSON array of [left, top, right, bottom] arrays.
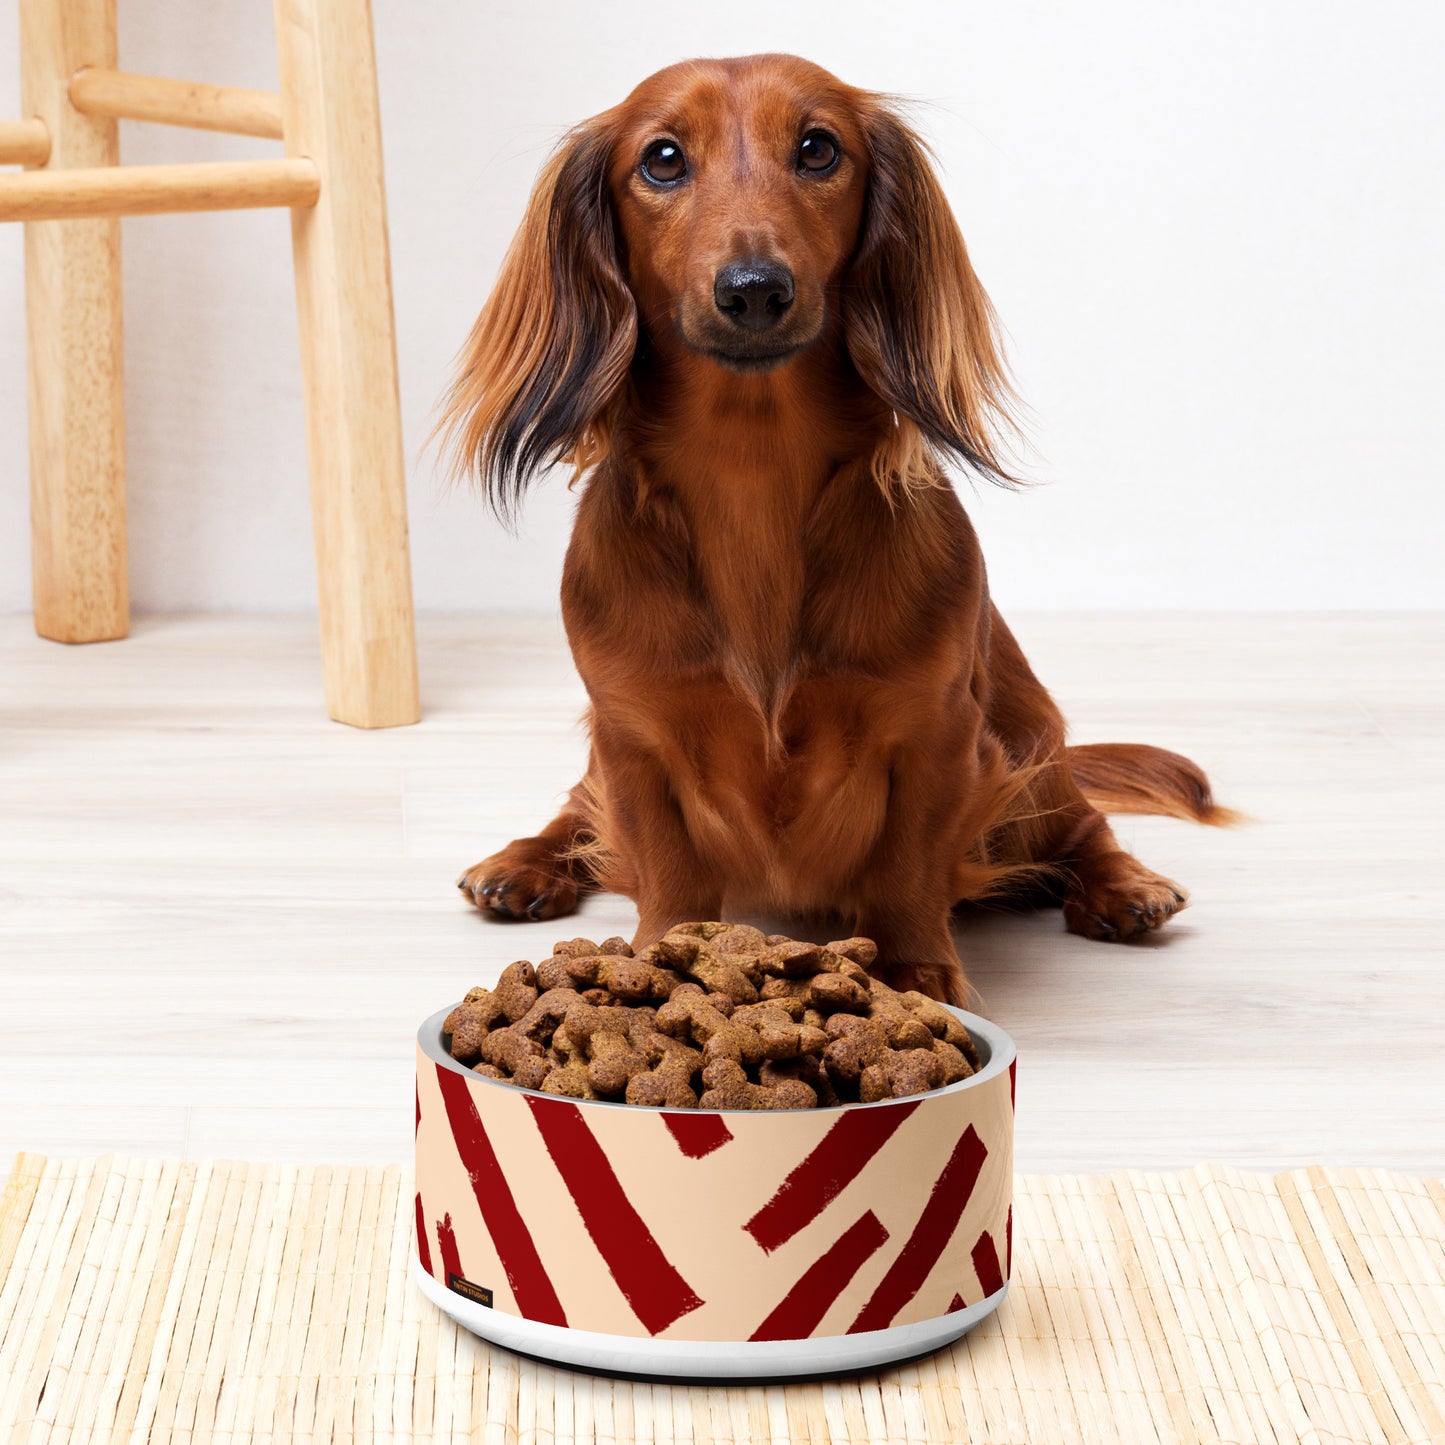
[[411, 1258, 1007, 1381]]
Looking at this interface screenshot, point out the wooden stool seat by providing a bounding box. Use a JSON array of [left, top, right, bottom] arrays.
[[1, 0, 420, 728]]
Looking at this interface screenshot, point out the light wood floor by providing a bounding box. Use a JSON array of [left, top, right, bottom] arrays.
[[1, 613, 1441, 1173]]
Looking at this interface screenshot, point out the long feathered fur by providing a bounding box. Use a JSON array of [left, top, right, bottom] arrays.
[[435, 118, 636, 525]]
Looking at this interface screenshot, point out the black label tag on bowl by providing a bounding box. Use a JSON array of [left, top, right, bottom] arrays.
[[447, 1273, 493, 1308]]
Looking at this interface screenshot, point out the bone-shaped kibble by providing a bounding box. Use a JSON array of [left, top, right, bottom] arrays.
[[646, 936, 759, 1003], [699, 1058, 817, 1110], [540, 1060, 598, 1099], [443, 925, 969, 1110], [622, 1009, 665, 1060], [865, 979, 940, 1050], [625, 1047, 700, 1108], [656, 992, 765, 1069], [821, 1013, 891, 1083], [494, 960, 540, 1022], [730, 1001, 795, 1026], [707, 923, 768, 954], [443, 993, 505, 1061], [564, 1000, 649, 1097], [757, 940, 839, 977], [478, 1026, 551, 1090], [859, 1047, 945, 1102], [760, 1054, 838, 1107], [932, 1038, 975, 1085], [662, 921, 733, 942], [551, 937, 601, 958], [549, 1021, 581, 1059], [730, 1001, 828, 1060], [825, 937, 879, 969], [564, 954, 676, 1002], [807, 973, 870, 1014], [667, 982, 736, 1016], [885, 1014, 936, 1051], [513, 988, 581, 1044], [898, 990, 980, 1065], [759, 976, 810, 1004], [534, 954, 579, 991], [739, 992, 805, 1021]]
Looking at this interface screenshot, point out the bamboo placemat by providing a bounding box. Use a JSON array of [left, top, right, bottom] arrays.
[[1, 1156, 1442, 1443]]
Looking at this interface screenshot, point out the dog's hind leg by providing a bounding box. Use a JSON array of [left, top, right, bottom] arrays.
[[457, 773, 600, 921], [974, 609, 1208, 942]]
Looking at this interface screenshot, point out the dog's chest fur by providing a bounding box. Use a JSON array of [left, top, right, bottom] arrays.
[[564, 450, 985, 903]]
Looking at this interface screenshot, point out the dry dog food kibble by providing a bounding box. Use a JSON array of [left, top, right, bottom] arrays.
[[442, 923, 981, 1109]]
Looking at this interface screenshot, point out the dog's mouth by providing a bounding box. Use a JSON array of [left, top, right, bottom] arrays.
[[695, 339, 810, 373], [676, 302, 824, 374]]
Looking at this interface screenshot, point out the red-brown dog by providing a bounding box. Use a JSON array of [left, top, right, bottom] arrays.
[[442, 54, 1232, 1004]]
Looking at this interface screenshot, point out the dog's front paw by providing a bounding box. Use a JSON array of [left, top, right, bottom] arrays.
[[1063, 852, 1187, 942], [457, 846, 580, 922]]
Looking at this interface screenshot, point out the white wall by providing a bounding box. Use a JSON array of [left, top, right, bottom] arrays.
[[2, 0, 1441, 613]]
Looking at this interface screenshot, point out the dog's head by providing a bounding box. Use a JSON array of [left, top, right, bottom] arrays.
[[440, 54, 1015, 519]]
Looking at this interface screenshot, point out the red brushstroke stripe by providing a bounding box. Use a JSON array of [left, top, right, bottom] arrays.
[[748, 1211, 888, 1341], [414, 1193, 433, 1276], [662, 1112, 733, 1159], [436, 1211, 463, 1283], [415, 1082, 421, 1135], [849, 1124, 988, 1333], [971, 1229, 1004, 1297], [434, 1063, 567, 1326], [1005, 1204, 1013, 1277], [1009, 1058, 1016, 1113], [745, 1102, 922, 1253], [948, 1292, 966, 1313], [525, 1096, 703, 1334]]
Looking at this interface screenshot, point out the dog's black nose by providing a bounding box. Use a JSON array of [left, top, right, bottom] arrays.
[[713, 259, 794, 330]]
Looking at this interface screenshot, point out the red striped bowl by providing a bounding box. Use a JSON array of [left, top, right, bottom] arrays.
[[413, 1004, 1015, 1378]]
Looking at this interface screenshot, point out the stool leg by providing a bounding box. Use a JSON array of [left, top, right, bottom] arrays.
[[22, 0, 127, 643], [273, 0, 420, 728]]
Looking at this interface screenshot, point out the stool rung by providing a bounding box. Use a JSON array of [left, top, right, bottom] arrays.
[[0, 118, 50, 167], [0, 158, 320, 221], [69, 68, 284, 141]]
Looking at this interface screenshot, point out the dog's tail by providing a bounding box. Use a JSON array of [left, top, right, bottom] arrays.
[[1065, 743, 1241, 826]]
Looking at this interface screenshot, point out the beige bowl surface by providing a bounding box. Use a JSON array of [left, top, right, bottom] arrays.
[[413, 1004, 1015, 1377]]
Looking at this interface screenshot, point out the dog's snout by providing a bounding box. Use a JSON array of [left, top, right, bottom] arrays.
[[713, 259, 795, 330]]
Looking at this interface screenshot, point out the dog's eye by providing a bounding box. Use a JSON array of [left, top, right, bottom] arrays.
[[798, 130, 839, 174], [640, 140, 687, 185]]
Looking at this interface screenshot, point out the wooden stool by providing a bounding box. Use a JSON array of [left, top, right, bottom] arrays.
[[0, 0, 420, 729]]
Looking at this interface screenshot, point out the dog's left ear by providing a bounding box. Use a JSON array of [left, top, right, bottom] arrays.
[[438, 117, 636, 522], [845, 103, 1017, 487]]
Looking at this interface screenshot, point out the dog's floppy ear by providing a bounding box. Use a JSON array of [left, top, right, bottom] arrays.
[[846, 103, 1018, 490], [438, 117, 637, 522]]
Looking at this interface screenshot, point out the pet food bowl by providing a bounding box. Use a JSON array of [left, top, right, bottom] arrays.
[[413, 1004, 1015, 1379]]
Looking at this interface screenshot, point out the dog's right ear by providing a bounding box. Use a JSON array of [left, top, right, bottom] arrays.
[[437, 117, 636, 523]]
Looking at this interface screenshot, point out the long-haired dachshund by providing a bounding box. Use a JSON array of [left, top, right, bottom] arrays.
[[443, 54, 1232, 1005]]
